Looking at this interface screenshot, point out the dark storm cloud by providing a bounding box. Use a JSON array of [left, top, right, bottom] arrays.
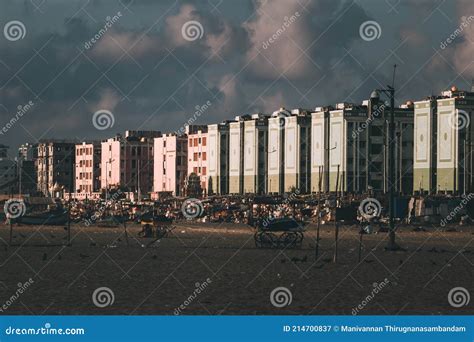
[[0, 0, 473, 155]]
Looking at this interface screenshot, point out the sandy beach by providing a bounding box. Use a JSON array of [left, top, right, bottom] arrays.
[[0, 222, 472, 315]]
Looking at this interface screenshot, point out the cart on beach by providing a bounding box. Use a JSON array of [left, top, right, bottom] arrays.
[[253, 217, 306, 249]]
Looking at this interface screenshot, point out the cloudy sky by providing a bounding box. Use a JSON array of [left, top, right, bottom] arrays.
[[1, 0, 473, 155]]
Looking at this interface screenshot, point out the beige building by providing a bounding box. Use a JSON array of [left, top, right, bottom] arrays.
[[267, 109, 290, 194], [283, 109, 311, 193], [36, 140, 77, 196], [229, 117, 246, 194], [102, 131, 159, 197], [311, 107, 331, 193], [154, 134, 188, 196], [75, 141, 101, 199], [186, 125, 208, 195], [243, 114, 268, 194], [413, 98, 438, 194], [435, 87, 474, 194], [327, 103, 368, 192], [207, 122, 230, 195]]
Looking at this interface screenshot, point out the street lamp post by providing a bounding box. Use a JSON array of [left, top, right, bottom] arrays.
[[374, 65, 401, 251], [105, 158, 115, 203]]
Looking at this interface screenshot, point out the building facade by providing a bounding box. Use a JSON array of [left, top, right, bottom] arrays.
[[0, 145, 16, 195], [268, 109, 289, 194], [229, 118, 246, 194], [154, 134, 188, 196], [435, 87, 474, 194], [207, 122, 230, 195], [365, 94, 414, 194], [17, 143, 37, 195], [328, 103, 368, 193], [75, 142, 101, 199], [36, 140, 76, 196], [101, 132, 158, 198], [243, 114, 268, 194], [413, 98, 438, 194], [186, 125, 208, 195], [283, 109, 311, 193], [311, 107, 331, 193]]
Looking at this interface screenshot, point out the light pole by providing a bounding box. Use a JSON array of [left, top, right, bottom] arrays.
[[105, 158, 115, 202], [374, 64, 401, 251]]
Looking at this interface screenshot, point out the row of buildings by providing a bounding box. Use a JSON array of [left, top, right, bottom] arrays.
[[3, 86, 474, 198]]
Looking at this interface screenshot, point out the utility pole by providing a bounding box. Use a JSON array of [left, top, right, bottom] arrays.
[[374, 65, 401, 251], [387, 65, 399, 251]]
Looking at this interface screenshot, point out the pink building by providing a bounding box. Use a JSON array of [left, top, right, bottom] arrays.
[[75, 142, 101, 199], [187, 126, 208, 194], [153, 134, 188, 196], [101, 131, 160, 198]]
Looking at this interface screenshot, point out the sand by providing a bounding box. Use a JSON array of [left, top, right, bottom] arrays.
[[0, 221, 472, 315]]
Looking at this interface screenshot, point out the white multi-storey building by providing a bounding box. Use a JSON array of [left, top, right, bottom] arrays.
[[311, 107, 331, 193], [75, 141, 101, 199], [435, 87, 474, 194], [186, 125, 208, 194], [229, 117, 246, 194], [154, 134, 188, 196], [283, 109, 311, 193], [207, 122, 230, 195], [268, 109, 289, 194], [243, 114, 268, 194]]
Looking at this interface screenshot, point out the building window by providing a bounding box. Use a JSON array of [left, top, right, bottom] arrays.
[[202, 137, 206, 146], [202, 152, 206, 161], [189, 140, 193, 147]]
